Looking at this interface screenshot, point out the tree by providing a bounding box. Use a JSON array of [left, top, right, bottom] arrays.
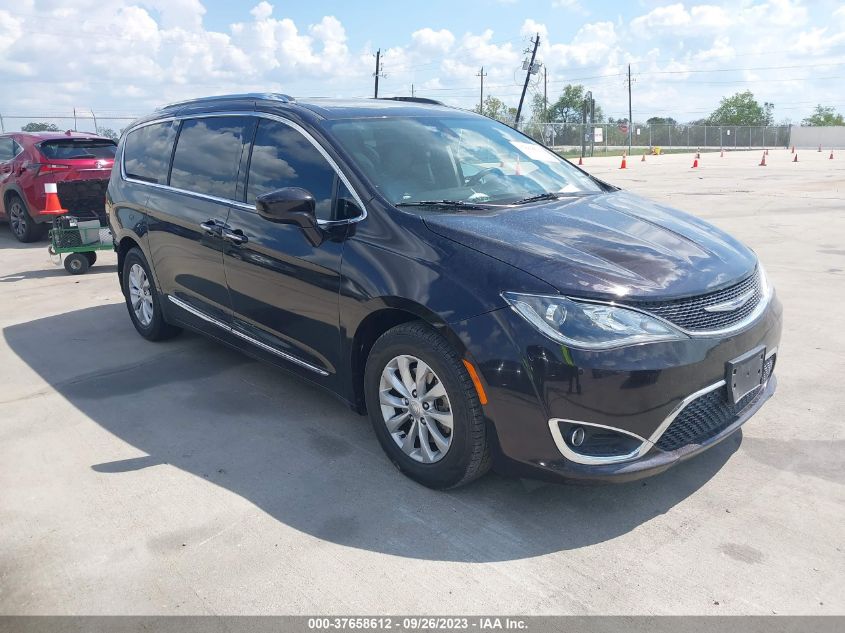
[[480, 96, 516, 124], [97, 127, 119, 140], [707, 91, 768, 126], [546, 84, 603, 124], [646, 116, 677, 125], [763, 102, 775, 126], [21, 122, 60, 132], [802, 105, 845, 126]]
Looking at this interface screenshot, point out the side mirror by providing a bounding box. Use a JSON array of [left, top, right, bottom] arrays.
[[255, 187, 323, 246], [256, 187, 316, 225]]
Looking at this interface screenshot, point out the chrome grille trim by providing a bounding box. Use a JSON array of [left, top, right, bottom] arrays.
[[623, 268, 770, 336]]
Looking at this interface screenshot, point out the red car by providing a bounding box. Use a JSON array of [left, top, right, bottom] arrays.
[[0, 131, 116, 242]]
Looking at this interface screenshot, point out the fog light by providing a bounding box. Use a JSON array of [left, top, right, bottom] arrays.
[[570, 427, 585, 447]]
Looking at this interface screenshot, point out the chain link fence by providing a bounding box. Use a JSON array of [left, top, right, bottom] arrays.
[[1, 111, 796, 154], [522, 123, 791, 153], [0, 112, 138, 139]]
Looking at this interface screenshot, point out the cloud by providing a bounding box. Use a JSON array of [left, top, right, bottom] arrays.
[[0, 0, 842, 127]]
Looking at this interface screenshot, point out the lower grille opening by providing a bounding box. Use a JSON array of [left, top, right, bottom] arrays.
[[656, 355, 775, 452]]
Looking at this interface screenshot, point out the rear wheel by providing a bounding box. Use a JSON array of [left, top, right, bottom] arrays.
[[364, 322, 491, 489], [84, 251, 97, 266], [64, 252, 90, 275], [7, 194, 44, 243], [122, 247, 181, 341]]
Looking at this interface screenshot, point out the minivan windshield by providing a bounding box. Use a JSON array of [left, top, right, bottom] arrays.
[[327, 115, 602, 206]]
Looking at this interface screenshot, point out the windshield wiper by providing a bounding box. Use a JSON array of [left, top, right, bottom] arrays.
[[512, 192, 563, 205], [396, 200, 489, 210]]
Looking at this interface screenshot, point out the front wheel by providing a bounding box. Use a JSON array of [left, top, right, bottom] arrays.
[[64, 252, 90, 275], [364, 322, 491, 489]]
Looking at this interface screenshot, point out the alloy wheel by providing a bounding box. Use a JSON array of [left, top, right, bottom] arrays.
[[128, 263, 154, 327], [379, 354, 454, 463], [9, 201, 26, 238]]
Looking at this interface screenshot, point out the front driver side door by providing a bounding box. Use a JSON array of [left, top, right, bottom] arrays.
[[223, 117, 363, 382]]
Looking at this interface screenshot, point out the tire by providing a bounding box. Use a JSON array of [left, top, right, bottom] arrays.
[[7, 194, 44, 243], [64, 252, 90, 275], [84, 251, 97, 266], [121, 247, 181, 341], [364, 321, 491, 489]]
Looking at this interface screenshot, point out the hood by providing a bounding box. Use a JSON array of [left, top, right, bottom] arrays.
[[422, 191, 757, 300]]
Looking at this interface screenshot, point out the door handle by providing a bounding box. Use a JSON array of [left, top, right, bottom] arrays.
[[222, 228, 248, 245], [200, 220, 222, 235]]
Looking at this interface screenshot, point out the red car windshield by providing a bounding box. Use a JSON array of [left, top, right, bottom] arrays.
[[39, 139, 116, 160]]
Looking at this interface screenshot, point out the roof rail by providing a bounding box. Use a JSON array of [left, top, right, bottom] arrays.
[[158, 93, 295, 110], [378, 97, 445, 106]]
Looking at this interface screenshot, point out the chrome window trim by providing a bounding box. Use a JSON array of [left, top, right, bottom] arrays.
[[121, 111, 368, 225], [167, 295, 329, 376], [548, 347, 777, 465]]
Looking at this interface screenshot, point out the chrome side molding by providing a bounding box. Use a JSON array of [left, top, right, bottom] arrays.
[[166, 295, 329, 376]]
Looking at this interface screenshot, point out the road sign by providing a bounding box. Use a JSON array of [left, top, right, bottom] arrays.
[[594, 127, 603, 143], [618, 123, 629, 134]]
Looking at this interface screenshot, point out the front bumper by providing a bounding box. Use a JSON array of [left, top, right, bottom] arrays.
[[452, 292, 783, 483]]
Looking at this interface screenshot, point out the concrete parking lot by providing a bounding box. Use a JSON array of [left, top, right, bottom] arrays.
[[0, 149, 842, 615]]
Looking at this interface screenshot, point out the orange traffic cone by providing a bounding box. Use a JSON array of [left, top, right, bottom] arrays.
[[759, 152, 767, 166], [578, 156, 583, 166], [765, 148, 769, 155], [791, 145, 795, 153], [720, 148, 724, 158], [696, 150, 701, 159], [692, 158, 699, 168], [793, 153, 798, 163], [818, 145, 822, 152], [41, 183, 68, 215], [830, 150, 834, 160], [641, 152, 646, 162], [619, 156, 627, 169]]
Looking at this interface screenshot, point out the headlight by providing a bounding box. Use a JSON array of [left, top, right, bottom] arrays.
[[502, 292, 688, 350]]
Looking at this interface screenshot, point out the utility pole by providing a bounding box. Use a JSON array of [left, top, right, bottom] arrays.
[[476, 67, 487, 114], [514, 33, 540, 128], [627, 63, 633, 153], [411, 84, 415, 98], [373, 49, 382, 98]]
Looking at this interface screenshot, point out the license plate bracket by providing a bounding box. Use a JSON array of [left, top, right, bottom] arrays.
[[726, 346, 766, 405]]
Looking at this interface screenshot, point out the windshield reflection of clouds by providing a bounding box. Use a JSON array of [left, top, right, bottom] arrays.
[[329, 116, 601, 206]]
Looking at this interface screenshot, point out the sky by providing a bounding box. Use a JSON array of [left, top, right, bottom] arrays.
[[0, 0, 844, 129]]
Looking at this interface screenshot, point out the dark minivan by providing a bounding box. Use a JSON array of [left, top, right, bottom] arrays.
[[106, 94, 781, 488]]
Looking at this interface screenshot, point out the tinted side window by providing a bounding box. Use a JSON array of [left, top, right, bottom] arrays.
[[124, 121, 176, 184], [170, 117, 251, 200], [0, 138, 14, 162], [246, 119, 336, 221]]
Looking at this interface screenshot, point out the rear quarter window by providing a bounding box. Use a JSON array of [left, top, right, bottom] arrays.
[[123, 121, 177, 184], [0, 137, 16, 162]]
